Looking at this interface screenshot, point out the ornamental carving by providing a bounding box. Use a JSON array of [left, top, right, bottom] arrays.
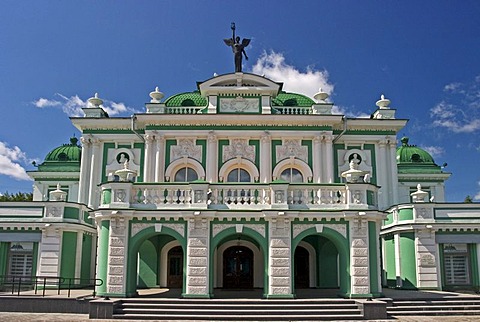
[[419, 254, 436, 267], [131, 222, 185, 238], [223, 139, 255, 163], [220, 97, 258, 113], [245, 224, 266, 238], [46, 206, 62, 218], [171, 138, 202, 162], [276, 139, 308, 162], [293, 223, 347, 239], [212, 224, 235, 238]]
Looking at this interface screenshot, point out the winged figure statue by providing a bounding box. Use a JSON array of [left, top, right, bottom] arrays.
[[224, 23, 250, 73]]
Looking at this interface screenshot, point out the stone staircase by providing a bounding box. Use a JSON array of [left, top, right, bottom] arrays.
[[387, 296, 480, 316], [113, 298, 364, 320]]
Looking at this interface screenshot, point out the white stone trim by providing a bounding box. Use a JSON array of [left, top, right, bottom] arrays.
[[165, 158, 206, 182], [131, 222, 185, 238], [159, 240, 181, 287], [298, 241, 317, 288], [218, 158, 259, 182], [272, 158, 312, 183]]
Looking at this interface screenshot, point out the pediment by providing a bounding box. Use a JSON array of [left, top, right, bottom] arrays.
[[198, 72, 282, 97]]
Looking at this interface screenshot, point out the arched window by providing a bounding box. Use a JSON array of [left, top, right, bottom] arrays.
[[280, 168, 303, 183], [226, 168, 251, 182], [174, 167, 198, 182]]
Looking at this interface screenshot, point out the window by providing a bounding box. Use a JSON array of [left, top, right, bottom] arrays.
[[226, 168, 251, 182], [8, 242, 34, 278], [280, 168, 303, 183], [443, 244, 470, 285], [174, 167, 198, 182]]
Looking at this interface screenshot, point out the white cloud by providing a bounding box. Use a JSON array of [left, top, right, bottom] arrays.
[[431, 75, 480, 133], [475, 181, 480, 201], [33, 93, 139, 117], [252, 51, 334, 98], [420, 145, 445, 159], [0, 142, 32, 181], [33, 98, 61, 108]]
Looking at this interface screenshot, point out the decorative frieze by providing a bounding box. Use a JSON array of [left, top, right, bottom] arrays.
[[130, 222, 185, 238], [171, 138, 202, 162], [292, 223, 347, 239], [222, 139, 255, 163], [276, 139, 308, 163]]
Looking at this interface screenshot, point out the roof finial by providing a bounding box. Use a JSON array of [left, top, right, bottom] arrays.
[[149, 86, 164, 103]]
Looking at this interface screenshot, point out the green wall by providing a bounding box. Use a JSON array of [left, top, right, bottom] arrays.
[[81, 234, 93, 282], [0, 242, 8, 276], [138, 238, 158, 288], [384, 235, 396, 287], [60, 232, 77, 280], [400, 232, 417, 289]]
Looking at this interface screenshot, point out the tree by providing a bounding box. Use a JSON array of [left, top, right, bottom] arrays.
[[464, 195, 473, 203], [0, 191, 33, 202]]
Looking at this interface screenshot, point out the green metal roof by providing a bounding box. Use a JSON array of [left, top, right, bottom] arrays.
[[164, 91, 207, 107], [396, 137, 441, 174], [38, 137, 81, 172], [272, 92, 315, 107]]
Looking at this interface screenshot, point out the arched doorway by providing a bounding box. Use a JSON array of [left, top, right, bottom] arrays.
[[167, 246, 183, 288], [223, 246, 253, 289], [294, 245, 310, 288]]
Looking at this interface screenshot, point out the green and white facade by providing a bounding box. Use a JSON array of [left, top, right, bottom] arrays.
[[1, 72, 479, 298]]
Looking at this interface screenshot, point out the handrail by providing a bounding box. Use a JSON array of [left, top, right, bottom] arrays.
[[0, 275, 103, 298]]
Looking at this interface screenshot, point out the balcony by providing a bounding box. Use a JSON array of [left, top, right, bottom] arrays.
[[99, 181, 378, 211]]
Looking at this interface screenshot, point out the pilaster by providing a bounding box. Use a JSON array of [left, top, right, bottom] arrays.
[[323, 135, 334, 183], [376, 140, 388, 209], [88, 138, 101, 208], [260, 132, 271, 183], [388, 140, 399, 205], [184, 216, 210, 298], [143, 134, 155, 182], [313, 136, 322, 183], [415, 229, 439, 288], [78, 136, 92, 204], [267, 216, 293, 298], [349, 214, 371, 296], [106, 216, 128, 296], [37, 227, 62, 280], [206, 132, 218, 182], [154, 135, 165, 182]]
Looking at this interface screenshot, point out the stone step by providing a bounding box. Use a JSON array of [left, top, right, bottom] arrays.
[[113, 313, 365, 321], [113, 298, 363, 320], [116, 307, 362, 315], [388, 309, 480, 316], [389, 304, 480, 311]]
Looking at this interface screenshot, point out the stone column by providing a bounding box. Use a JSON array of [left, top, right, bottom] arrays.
[[143, 134, 154, 182], [324, 135, 334, 183], [78, 136, 92, 204], [376, 140, 388, 209], [312, 136, 322, 183], [184, 216, 210, 298], [388, 140, 399, 205], [88, 138, 101, 208], [349, 214, 371, 296], [394, 233, 402, 287], [206, 132, 218, 182], [260, 132, 271, 183], [267, 216, 293, 298], [106, 216, 128, 296], [154, 135, 165, 182]]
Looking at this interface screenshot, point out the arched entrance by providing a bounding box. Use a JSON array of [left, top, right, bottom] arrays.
[[167, 246, 183, 288], [292, 226, 349, 296], [223, 245, 253, 289], [294, 245, 310, 288]]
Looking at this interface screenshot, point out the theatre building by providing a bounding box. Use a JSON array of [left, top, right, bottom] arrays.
[[1, 71, 479, 299]]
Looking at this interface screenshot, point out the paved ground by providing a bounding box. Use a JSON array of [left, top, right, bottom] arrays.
[[1, 312, 480, 322]]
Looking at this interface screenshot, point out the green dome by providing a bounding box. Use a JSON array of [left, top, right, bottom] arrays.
[[164, 91, 207, 107], [272, 92, 315, 107], [38, 137, 81, 172], [396, 137, 441, 174]]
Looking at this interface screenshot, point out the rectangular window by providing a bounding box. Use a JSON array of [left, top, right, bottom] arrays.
[[8, 242, 34, 278], [443, 243, 470, 285]]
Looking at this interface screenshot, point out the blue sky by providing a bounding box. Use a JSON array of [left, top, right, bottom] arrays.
[[1, 1, 479, 201]]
